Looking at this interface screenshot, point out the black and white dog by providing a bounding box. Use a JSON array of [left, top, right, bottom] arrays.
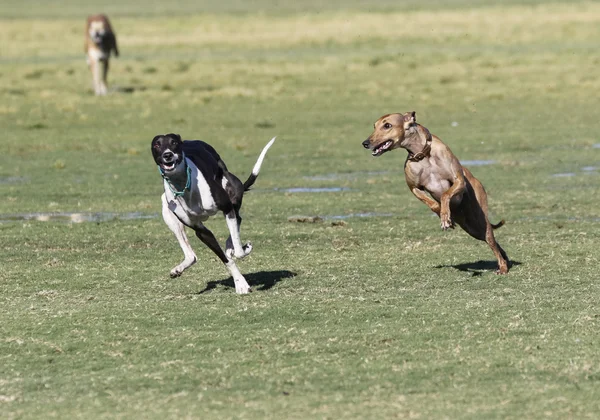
[[151, 134, 276, 294]]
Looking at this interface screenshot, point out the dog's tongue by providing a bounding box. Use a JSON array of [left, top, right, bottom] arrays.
[[373, 141, 391, 155]]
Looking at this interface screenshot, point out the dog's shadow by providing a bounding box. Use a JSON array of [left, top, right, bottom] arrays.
[[195, 270, 297, 294], [434, 260, 522, 277], [111, 86, 147, 94]]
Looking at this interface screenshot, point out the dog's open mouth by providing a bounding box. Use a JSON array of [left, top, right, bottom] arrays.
[[372, 140, 393, 157], [160, 159, 179, 172]]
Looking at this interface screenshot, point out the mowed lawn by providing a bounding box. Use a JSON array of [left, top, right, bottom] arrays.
[[1, 1, 599, 418]]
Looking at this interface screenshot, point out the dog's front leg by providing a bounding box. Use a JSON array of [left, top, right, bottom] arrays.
[[161, 194, 197, 277], [99, 58, 109, 95], [224, 210, 252, 259], [194, 224, 251, 295], [440, 184, 463, 230], [411, 188, 441, 216], [90, 58, 103, 95], [439, 165, 466, 230]]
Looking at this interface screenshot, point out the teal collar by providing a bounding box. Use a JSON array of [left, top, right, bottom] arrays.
[[158, 164, 192, 197]]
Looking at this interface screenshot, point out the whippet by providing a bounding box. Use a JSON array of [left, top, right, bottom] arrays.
[[151, 134, 276, 293], [85, 14, 119, 96], [362, 112, 509, 274]]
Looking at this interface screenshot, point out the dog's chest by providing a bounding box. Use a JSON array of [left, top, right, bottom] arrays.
[[164, 168, 220, 225], [406, 162, 452, 201], [87, 45, 108, 60], [424, 177, 452, 202]]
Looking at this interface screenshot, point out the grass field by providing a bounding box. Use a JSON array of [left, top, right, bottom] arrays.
[[1, 1, 600, 418]]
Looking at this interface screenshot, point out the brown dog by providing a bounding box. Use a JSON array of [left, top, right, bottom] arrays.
[[362, 112, 509, 274], [85, 14, 119, 95]]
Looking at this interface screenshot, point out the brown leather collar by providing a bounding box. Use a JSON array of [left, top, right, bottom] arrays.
[[407, 125, 432, 162]]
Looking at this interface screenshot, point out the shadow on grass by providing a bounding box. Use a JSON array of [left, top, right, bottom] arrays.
[[112, 86, 147, 94], [434, 260, 522, 276], [195, 270, 297, 294]]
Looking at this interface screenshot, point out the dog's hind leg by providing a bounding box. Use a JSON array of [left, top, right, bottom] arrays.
[[225, 211, 241, 256], [457, 212, 509, 275], [194, 224, 251, 294], [161, 194, 197, 278], [462, 171, 509, 274], [485, 225, 509, 274], [221, 175, 251, 259], [224, 210, 252, 260]]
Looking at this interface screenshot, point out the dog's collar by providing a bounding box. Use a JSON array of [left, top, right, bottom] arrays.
[[158, 163, 192, 197], [407, 143, 431, 162], [406, 125, 432, 162]]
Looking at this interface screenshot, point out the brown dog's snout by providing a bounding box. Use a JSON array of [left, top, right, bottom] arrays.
[[362, 139, 371, 149]]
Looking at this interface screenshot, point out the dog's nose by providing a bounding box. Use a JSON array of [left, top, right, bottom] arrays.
[[163, 151, 174, 160], [362, 139, 371, 149]]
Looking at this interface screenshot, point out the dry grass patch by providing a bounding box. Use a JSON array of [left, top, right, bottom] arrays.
[[2, 3, 600, 58]]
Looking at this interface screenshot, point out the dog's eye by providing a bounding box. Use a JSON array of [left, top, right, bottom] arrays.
[[383, 123, 392, 129]]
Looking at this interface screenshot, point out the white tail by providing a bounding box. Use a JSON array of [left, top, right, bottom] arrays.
[[243, 136, 276, 191], [252, 136, 276, 175]]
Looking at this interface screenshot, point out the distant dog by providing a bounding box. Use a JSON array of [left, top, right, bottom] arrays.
[[85, 14, 119, 95], [362, 112, 509, 274], [151, 134, 276, 294]]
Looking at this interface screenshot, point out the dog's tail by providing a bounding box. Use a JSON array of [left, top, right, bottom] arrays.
[[491, 219, 505, 230], [243, 136, 276, 191]]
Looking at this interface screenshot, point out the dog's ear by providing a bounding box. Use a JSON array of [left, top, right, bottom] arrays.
[[151, 135, 162, 157], [151, 135, 163, 148], [403, 112, 417, 129]]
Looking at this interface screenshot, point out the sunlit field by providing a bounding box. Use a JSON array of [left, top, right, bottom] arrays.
[[1, 1, 599, 418]]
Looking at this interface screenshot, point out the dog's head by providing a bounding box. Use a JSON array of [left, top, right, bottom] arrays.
[[362, 112, 417, 157], [151, 133, 184, 174], [88, 20, 106, 44], [87, 15, 112, 45]]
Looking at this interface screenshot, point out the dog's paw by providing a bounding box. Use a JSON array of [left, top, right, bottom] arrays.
[[169, 257, 196, 278], [170, 267, 184, 278], [227, 247, 246, 260], [235, 283, 251, 295], [234, 278, 252, 294], [233, 250, 247, 259], [225, 248, 235, 259], [495, 266, 509, 275], [229, 242, 253, 259], [440, 214, 454, 230]]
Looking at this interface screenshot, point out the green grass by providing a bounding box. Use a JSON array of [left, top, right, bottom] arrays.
[[1, 1, 600, 418], [0, 0, 575, 18]]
